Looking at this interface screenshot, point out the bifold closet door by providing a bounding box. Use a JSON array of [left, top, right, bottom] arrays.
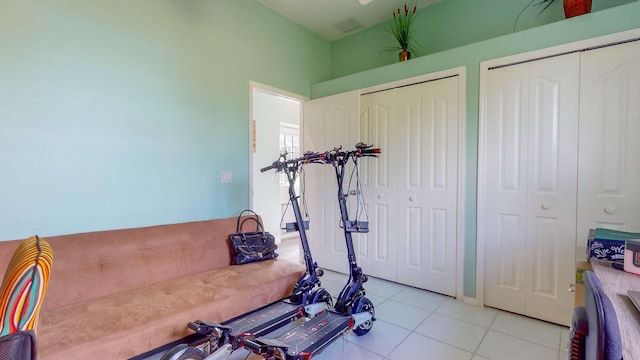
[[395, 77, 459, 296], [303, 91, 360, 274], [360, 76, 459, 294], [483, 53, 579, 326], [577, 41, 640, 237], [359, 90, 399, 282]]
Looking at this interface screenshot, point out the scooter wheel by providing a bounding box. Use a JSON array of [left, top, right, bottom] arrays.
[[160, 344, 208, 360], [352, 297, 375, 336], [269, 348, 287, 360], [160, 344, 188, 360], [310, 287, 334, 308], [176, 347, 207, 360]]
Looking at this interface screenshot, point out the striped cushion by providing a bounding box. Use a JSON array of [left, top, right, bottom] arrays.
[[0, 236, 53, 335]]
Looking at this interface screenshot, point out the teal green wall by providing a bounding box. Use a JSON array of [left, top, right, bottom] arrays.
[[0, 0, 329, 240], [314, 1, 640, 298], [330, 0, 633, 79]]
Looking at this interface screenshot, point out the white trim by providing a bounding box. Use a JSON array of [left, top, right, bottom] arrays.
[[476, 28, 640, 307], [360, 67, 464, 95], [455, 66, 466, 302], [248, 81, 307, 210], [462, 296, 481, 306], [249, 81, 309, 102], [481, 28, 640, 70]]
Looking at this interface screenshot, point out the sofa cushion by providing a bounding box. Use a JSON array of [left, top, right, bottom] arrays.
[[41, 218, 244, 311], [37, 259, 304, 360]]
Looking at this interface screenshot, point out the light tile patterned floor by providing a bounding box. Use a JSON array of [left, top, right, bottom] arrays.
[[277, 238, 570, 360], [147, 238, 570, 360]]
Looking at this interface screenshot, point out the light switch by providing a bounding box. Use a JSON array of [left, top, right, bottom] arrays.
[[220, 170, 232, 183]]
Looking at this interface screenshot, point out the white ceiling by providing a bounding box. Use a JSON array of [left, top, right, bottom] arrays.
[[258, 0, 441, 41]]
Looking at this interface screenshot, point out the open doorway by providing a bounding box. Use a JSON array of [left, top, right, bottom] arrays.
[[249, 82, 305, 245], [278, 123, 301, 240]]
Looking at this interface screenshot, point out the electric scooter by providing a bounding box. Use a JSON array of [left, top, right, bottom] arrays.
[[157, 151, 333, 360], [243, 143, 381, 360]]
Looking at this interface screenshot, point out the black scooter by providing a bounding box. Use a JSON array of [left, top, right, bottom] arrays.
[[243, 143, 380, 360], [158, 152, 333, 360]]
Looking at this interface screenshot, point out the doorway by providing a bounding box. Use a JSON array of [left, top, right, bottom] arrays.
[[249, 82, 305, 244]]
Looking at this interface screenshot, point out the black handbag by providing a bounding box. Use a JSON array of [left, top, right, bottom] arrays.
[[229, 210, 278, 265]]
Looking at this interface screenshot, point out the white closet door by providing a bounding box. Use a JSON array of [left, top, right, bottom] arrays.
[[484, 63, 530, 314], [304, 91, 360, 274], [524, 55, 579, 326], [396, 77, 459, 296], [359, 90, 399, 281], [577, 41, 640, 237], [483, 53, 579, 326]]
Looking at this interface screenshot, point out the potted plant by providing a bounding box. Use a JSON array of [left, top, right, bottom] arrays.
[[514, 0, 592, 30], [389, 3, 420, 62], [563, 0, 592, 18]]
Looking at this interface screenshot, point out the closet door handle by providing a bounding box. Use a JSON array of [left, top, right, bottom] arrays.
[[377, 194, 384, 200], [409, 196, 416, 202], [604, 206, 616, 214], [541, 202, 551, 210]]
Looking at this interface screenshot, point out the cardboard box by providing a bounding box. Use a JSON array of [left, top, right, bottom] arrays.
[[575, 261, 592, 284]]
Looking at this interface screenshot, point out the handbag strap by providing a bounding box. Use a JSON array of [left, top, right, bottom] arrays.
[[236, 209, 263, 233], [239, 217, 263, 233]]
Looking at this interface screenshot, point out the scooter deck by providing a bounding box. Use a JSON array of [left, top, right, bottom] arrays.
[[246, 310, 352, 359], [223, 299, 302, 338], [129, 299, 305, 359]]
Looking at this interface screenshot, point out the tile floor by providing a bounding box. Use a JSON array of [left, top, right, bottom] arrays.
[[148, 238, 571, 360], [269, 238, 571, 360]]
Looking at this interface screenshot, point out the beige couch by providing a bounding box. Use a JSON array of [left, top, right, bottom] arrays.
[[0, 216, 305, 359]]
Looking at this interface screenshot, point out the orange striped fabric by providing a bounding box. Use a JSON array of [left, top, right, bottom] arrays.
[[0, 236, 53, 335]]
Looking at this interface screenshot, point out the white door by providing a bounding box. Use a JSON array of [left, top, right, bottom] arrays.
[[279, 124, 301, 239], [483, 53, 579, 326], [303, 91, 360, 274], [577, 41, 640, 238], [483, 63, 529, 313], [359, 90, 400, 282], [395, 77, 459, 296]]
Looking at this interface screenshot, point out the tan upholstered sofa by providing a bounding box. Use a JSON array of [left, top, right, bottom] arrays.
[[0, 216, 305, 359]]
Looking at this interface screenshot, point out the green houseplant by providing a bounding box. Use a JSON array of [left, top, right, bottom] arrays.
[[514, 0, 554, 31], [514, 0, 593, 30], [389, 3, 420, 62]]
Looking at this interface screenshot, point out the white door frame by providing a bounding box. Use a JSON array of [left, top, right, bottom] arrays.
[[476, 28, 640, 306], [248, 81, 308, 211], [361, 66, 467, 301]]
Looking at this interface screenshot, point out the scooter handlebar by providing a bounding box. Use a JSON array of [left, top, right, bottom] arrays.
[[261, 152, 326, 173], [260, 163, 277, 173], [359, 148, 381, 155]]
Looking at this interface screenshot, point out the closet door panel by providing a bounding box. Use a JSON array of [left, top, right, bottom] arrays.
[[577, 41, 640, 237], [358, 91, 399, 281], [397, 77, 458, 296], [525, 54, 579, 326], [484, 64, 530, 313], [304, 91, 360, 274]]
